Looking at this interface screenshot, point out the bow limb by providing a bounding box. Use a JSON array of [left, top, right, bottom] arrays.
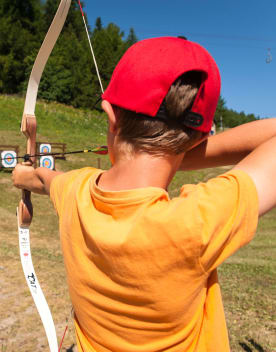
[[17, 1, 71, 351]]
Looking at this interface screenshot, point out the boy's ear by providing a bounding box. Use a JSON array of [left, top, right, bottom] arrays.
[[101, 100, 118, 133]]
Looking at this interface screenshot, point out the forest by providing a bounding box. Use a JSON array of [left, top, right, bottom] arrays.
[[0, 0, 259, 128]]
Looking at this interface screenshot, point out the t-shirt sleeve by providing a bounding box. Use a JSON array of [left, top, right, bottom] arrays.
[[181, 170, 259, 273], [50, 167, 98, 217], [50, 169, 81, 216]]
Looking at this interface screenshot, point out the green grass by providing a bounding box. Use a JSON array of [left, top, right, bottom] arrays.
[[0, 94, 108, 154], [0, 95, 275, 351]]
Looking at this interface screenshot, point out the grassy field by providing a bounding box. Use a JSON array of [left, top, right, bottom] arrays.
[[0, 95, 275, 351]]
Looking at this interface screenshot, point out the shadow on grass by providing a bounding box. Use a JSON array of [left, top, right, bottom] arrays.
[[239, 338, 265, 352]]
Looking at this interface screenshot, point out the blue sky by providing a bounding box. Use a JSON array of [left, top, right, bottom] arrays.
[[82, 0, 275, 118]]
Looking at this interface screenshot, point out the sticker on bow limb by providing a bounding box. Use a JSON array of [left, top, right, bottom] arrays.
[[39, 144, 51, 154], [1, 151, 17, 168], [40, 156, 54, 170]]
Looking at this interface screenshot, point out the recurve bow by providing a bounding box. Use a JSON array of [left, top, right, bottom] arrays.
[[17, 1, 72, 351]]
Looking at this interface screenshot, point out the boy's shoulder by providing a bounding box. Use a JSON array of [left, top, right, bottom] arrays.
[[50, 167, 100, 197], [179, 169, 258, 214], [54, 167, 100, 183]]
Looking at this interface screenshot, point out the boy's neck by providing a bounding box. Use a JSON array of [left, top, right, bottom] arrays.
[[97, 153, 184, 192]]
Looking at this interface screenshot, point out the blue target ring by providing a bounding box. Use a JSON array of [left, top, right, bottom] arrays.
[[4, 153, 15, 165], [40, 144, 51, 154], [1, 151, 17, 168], [40, 156, 54, 170]]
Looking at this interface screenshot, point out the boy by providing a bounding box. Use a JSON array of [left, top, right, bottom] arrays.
[[13, 37, 276, 351]]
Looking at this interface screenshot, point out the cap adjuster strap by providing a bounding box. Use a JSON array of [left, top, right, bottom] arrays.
[[180, 111, 204, 128], [155, 101, 203, 128]]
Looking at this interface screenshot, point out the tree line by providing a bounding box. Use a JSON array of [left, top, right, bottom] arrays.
[[0, 0, 137, 110], [0, 0, 258, 126], [214, 96, 259, 129]]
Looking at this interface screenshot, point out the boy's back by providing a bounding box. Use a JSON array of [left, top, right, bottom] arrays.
[[51, 166, 258, 351]]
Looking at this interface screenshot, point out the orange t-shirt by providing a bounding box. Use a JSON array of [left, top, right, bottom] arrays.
[[50, 168, 258, 352]]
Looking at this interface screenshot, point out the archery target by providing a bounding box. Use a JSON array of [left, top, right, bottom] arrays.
[[40, 156, 54, 170], [1, 151, 17, 168], [39, 144, 51, 154]]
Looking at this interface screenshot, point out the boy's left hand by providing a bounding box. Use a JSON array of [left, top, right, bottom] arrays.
[[12, 163, 36, 191]]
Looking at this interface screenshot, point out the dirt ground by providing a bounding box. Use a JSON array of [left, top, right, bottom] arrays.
[[0, 192, 77, 351]]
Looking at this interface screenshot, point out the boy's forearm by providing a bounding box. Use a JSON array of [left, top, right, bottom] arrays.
[[233, 135, 276, 216], [180, 118, 276, 170], [34, 168, 63, 195], [13, 165, 63, 195]]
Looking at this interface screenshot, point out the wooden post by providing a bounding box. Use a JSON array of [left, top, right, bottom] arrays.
[[97, 158, 101, 169]]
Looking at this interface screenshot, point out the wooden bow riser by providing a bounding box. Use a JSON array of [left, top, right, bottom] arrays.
[[18, 114, 37, 228]]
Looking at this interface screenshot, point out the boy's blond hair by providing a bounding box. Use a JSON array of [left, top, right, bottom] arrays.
[[115, 71, 204, 156]]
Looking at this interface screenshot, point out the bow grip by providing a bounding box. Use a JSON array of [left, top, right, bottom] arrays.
[[18, 190, 33, 228], [19, 114, 37, 228]]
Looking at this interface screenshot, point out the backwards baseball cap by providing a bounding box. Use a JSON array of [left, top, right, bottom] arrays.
[[102, 36, 221, 133]]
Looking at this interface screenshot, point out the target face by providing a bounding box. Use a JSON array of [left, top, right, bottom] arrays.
[[40, 156, 54, 170], [1, 151, 17, 168], [39, 144, 51, 154]]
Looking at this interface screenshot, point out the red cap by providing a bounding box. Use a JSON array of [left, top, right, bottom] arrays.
[[102, 37, 221, 133]]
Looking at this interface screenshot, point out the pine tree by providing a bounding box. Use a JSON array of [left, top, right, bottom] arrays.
[[95, 17, 103, 31], [126, 28, 138, 47], [0, 0, 42, 93], [36, 0, 91, 106]]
